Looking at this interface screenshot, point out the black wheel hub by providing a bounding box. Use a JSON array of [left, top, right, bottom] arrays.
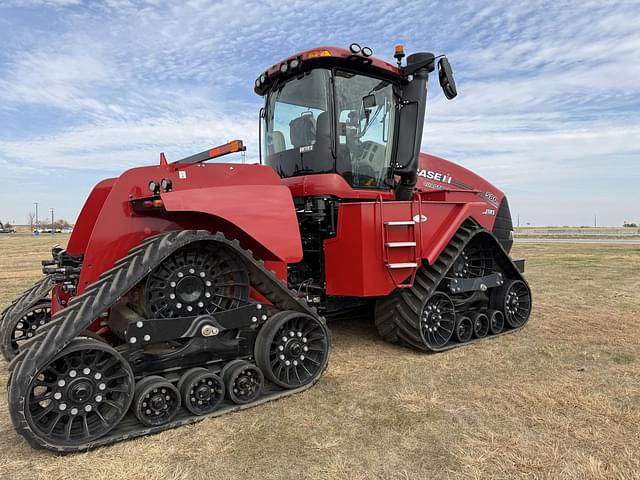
[[420, 292, 456, 349], [25, 340, 133, 445], [12, 302, 52, 349], [502, 280, 531, 328], [144, 245, 249, 319], [233, 370, 260, 400]]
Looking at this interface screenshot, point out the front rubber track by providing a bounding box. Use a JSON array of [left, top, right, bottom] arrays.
[[8, 230, 329, 452], [374, 219, 531, 352]]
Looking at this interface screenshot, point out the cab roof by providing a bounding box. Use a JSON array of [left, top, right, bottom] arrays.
[[254, 46, 403, 96]]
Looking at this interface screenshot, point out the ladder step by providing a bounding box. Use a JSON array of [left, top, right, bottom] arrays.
[[386, 262, 418, 269], [385, 242, 417, 247], [384, 221, 415, 226]]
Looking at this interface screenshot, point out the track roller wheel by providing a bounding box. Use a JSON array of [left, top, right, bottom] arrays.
[[491, 279, 532, 328], [132, 376, 181, 427], [2, 300, 52, 359], [470, 312, 489, 338], [178, 368, 225, 416], [488, 310, 505, 334], [224, 361, 263, 405], [20, 338, 134, 447], [454, 315, 473, 343], [255, 311, 330, 389], [420, 292, 456, 349]]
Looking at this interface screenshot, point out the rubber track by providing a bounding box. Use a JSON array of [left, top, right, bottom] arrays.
[[0, 275, 54, 361], [8, 230, 327, 452], [374, 220, 529, 352]]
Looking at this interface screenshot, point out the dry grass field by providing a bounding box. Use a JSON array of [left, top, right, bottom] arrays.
[[0, 234, 638, 480]]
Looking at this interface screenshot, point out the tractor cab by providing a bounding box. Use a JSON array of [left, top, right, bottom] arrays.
[[255, 44, 457, 200]]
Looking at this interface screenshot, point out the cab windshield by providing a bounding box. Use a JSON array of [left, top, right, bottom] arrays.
[[262, 69, 397, 189]]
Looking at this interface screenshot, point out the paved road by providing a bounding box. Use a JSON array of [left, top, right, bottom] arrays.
[[515, 238, 640, 245]]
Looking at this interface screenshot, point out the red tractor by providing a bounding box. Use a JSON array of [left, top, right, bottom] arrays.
[[1, 44, 531, 452]]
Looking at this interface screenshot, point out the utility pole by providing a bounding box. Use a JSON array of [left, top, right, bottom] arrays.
[[517, 215, 520, 228], [34, 202, 39, 232], [594, 214, 597, 228], [50, 208, 54, 234]]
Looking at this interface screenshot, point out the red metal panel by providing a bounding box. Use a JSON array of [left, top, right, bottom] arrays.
[[66, 178, 116, 256], [282, 173, 395, 200]]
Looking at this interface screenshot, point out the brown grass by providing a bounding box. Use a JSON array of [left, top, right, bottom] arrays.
[[0, 234, 638, 480]]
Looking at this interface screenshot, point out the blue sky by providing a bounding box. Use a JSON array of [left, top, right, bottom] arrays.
[[0, 0, 638, 226]]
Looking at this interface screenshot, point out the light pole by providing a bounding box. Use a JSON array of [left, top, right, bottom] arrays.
[[50, 208, 54, 234], [34, 202, 39, 232]]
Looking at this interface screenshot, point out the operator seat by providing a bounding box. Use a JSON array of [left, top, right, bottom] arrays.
[[266, 131, 286, 155], [289, 114, 316, 147]]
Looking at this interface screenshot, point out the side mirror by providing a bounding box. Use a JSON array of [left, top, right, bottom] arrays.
[[438, 57, 457, 100]]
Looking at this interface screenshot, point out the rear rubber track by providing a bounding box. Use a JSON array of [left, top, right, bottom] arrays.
[[0, 275, 54, 361], [8, 230, 329, 452], [375, 219, 529, 352]]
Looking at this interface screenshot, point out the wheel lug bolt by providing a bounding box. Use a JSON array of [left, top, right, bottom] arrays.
[[205, 281, 212, 287], [198, 302, 204, 308], [59, 403, 67, 411], [71, 408, 78, 415], [289, 331, 295, 337], [278, 345, 284, 351], [296, 331, 302, 337], [262, 314, 268, 321], [279, 354, 285, 360], [187, 306, 193, 312], [176, 303, 182, 309], [144, 334, 151, 341], [95, 395, 102, 402], [85, 405, 92, 412], [252, 316, 258, 323], [69, 370, 77, 378], [303, 346, 308, 352], [94, 373, 102, 380], [189, 268, 195, 274], [169, 293, 176, 300], [285, 360, 291, 366], [205, 292, 211, 298], [170, 281, 176, 288], [58, 380, 66, 387], [302, 337, 307, 343], [257, 304, 263, 310], [83, 368, 90, 375], [177, 272, 184, 278], [199, 272, 206, 277], [99, 383, 106, 390], [282, 336, 288, 342], [293, 360, 298, 366], [54, 392, 62, 400], [300, 355, 305, 360]]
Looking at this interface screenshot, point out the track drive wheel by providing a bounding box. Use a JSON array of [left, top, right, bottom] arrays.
[[491, 279, 532, 328], [471, 312, 489, 338], [178, 367, 225, 416], [420, 292, 456, 350], [224, 361, 263, 405], [132, 376, 181, 427], [19, 338, 134, 447], [454, 315, 473, 343], [255, 311, 330, 389], [2, 300, 52, 360]]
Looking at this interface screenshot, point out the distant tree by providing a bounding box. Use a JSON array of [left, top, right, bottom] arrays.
[[27, 212, 35, 230], [54, 219, 71, 229], [623, 222, 638, 228], [3, 221, 12, 228]]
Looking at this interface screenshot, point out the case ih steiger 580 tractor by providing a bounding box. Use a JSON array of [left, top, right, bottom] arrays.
[[1, 44, 531, 452]]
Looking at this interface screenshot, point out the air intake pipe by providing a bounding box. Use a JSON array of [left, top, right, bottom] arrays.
[[394, 52, 435, 201]]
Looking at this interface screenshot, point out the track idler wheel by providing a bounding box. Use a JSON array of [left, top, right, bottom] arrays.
[[471, 312, 489, 338], [419, 292, 456, 349], [491, 279, 532, 328], [178, 368, 225, 416], [488, 310, 505, 334], [2, 300, 52, 360], [454, 315, 473, 343], [255, 311, 330, 389], [132, 376, 181, 427], [20, 338, 134, 447], [223, 361, 263, 405]]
